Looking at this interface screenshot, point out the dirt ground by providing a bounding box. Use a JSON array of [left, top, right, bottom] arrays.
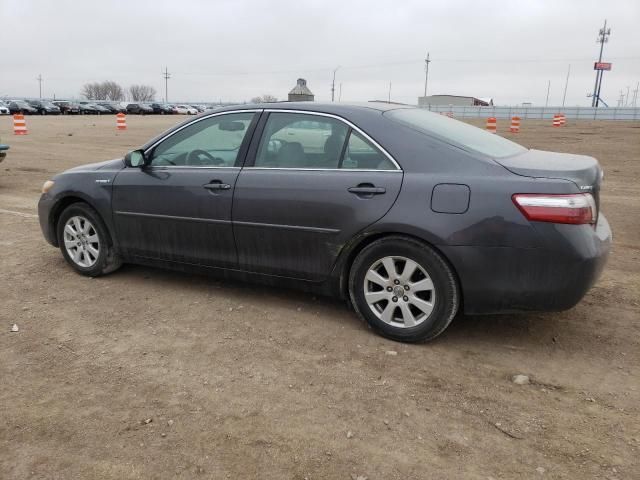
[[0, 114, 638, 480]]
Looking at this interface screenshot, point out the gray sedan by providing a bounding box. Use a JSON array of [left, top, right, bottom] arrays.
[[38, 103, 611, 342]]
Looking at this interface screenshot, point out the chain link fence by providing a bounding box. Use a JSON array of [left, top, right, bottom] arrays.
[[420, 105, 640, 121]]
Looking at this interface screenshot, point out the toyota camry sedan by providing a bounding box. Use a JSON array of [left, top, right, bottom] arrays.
[[38, 103, 611, 342]]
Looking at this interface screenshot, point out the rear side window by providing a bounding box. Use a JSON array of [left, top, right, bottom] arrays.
[[255, 113, 349, 168], [385, 108, 527, 158], [254, 112, 396, 170]]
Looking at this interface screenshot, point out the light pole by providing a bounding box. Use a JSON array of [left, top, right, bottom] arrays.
[[331, 66, 340, 102], [423, 52, 431, 98]]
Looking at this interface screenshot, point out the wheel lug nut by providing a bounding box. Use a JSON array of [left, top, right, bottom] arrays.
[[386, 287, 392, 292], [404, 285, 410, 290], [403, 296, 409, 302], [394, 279, 400, 285], [392, 296, 398, 302]]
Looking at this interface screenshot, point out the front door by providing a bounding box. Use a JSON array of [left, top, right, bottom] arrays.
[[112, 111, 258, 267], [232, 111, 403, 281]]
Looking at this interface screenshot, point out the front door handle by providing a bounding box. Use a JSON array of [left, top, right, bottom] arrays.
[[203, 181, 231, 191], [348, 185, 386, 196]]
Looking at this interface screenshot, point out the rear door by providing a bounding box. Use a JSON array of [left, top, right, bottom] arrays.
[[232, 111, 403, 281], [112, 111, 259, 267]]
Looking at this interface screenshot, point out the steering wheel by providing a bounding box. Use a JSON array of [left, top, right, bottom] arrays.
[[187, 149, 224, 166]]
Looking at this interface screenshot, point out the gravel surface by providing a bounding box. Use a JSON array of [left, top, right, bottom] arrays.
[[1, 115, 638, 479]]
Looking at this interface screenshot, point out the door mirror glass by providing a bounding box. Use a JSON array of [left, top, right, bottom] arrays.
[[125, 149, 146, 168]]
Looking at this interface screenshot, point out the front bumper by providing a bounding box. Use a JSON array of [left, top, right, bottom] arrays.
[[440, 213, 612, 314], [38, 193, 58, 246]]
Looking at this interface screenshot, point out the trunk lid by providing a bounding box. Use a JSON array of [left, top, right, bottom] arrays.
[[494, 148, 603, 205]]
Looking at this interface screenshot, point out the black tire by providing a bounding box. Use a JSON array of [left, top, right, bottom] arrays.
[[56, 202, 122, 277], [348, 236, 459, 343]]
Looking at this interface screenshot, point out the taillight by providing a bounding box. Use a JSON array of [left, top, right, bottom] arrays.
[[512, 193, 596, 225]]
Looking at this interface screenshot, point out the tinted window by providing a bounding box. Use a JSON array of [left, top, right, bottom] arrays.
[[254, 113, 348, 168], [149, 112, 254, 167], [385, 108, 527, 158], [341, 131, 395, 170]]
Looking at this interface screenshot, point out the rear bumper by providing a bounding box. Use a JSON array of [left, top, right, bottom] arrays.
[[440, 213, 612, 314]]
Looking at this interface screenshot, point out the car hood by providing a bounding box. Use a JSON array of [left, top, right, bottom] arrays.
[[63, 158, 125, 174]]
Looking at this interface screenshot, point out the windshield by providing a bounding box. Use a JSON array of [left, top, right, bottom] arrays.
[[385, 108, 527, 159]]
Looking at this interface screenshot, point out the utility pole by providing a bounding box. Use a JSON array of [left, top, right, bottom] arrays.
[[625, 86, 630, 107], [162, 67, 171, 103], [338, 83, 342, 102], [562, 64, 571, 107], [423, 52, 431, 98], [592, 20, 611, 107], [632, 82, 639, 107], [331, 66, 340, 102], [36, 74, 43, 98], [388, 82, 392, 103], [545, 80, 551, 107]]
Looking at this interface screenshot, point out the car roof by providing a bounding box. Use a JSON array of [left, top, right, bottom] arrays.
[[214, 101, 415, 115]]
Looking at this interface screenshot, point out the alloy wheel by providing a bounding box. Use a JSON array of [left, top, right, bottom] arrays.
[[363, 256, 436, 328], [63, 216, 100, 268]]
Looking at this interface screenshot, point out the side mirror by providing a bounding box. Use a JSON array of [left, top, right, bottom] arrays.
[[124, 149, 146, 168]]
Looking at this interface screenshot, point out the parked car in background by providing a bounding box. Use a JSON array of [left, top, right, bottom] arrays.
[[175, 104, 198, 115], [150, 103, 174, 114], [37, 103, 611, 343], [0, 137, 8, 162], [126, 103, 153, 115], [77, 103, 98, 114], [0, 100, 10, 115], [97, 103, 123, 114], [165, 104, 179, 114], [190, 104, 206, 113], [9, 100, 38, 115], [52, 101, 81, 115], [27, 100, 62, 115]]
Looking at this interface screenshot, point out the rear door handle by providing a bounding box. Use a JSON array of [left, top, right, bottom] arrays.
[[203, 181, 231, 191], [348, 186, 386, 195]]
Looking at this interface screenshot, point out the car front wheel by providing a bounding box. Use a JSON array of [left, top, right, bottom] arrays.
[[56, 203, 122, 277], [349, 236, 459, 342]]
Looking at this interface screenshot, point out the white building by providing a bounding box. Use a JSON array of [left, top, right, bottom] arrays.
[[418, 95, 493, 107]]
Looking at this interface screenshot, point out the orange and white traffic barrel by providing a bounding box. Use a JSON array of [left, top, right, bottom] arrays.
[[509, 116, 521, 133], [116, 112, 127, 131], [552, 114, 562, 127], [486, 117, 497, 133], [13, 114, 28, 135], [559, 113, 566, 126], [447, 111, 453, 118]]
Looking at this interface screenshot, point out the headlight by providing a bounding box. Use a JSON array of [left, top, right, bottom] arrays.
[[42, 180, 55, 194]]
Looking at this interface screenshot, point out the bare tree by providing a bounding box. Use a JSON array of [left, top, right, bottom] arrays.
[[81, 83, 99, 100], [81, 81, 125, 101], [103, 81, 125, 101], [129, 84, 157, 102], [250, 94, 278, 103]]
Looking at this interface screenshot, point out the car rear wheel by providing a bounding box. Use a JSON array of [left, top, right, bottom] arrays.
[[56, 203, 122, 277], [349, 236, 459, 342]]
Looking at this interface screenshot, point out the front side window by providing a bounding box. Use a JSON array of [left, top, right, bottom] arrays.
[[149, 112, 255, 167]]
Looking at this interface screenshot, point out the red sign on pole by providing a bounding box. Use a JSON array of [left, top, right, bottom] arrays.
[[594, 62, 612, 71]]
